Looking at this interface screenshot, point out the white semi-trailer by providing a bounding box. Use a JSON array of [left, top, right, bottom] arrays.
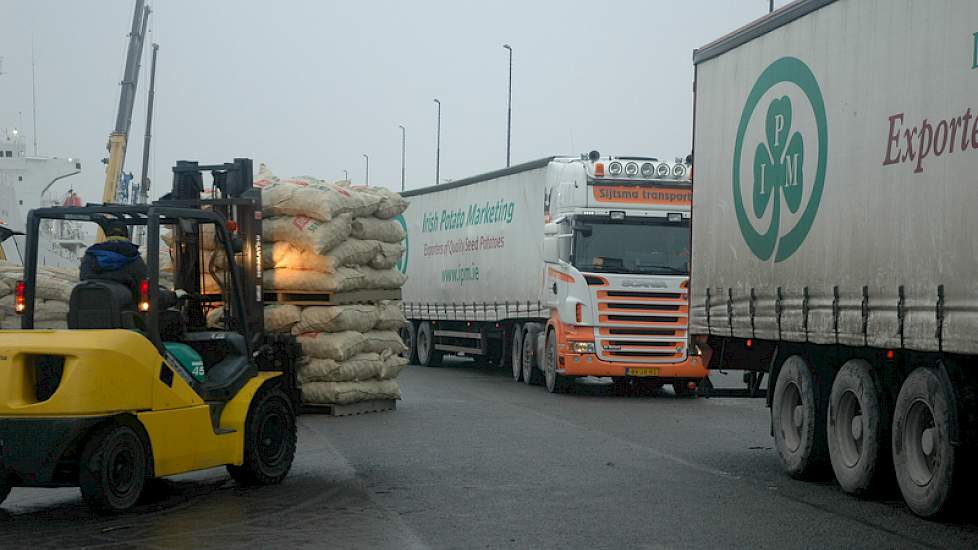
[[690, 0, 978, 517], [400, 154, 706, 393]]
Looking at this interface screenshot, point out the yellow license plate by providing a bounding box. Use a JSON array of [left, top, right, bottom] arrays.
[[626, 368, 660, 377]]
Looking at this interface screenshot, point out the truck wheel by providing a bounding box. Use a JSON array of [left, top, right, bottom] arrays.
[[228, 385, 297, 486], [892, 367, 960, 518], [544, 329, 572, 394], [79, 423, 148, 514], [522, 328, 544, 386], [400, 322, 418, 364], [827, 359, 886, 496], [673, 380, 693, 397], [772, 355, 828, 479], [416, 322, 443, 367], [511, 324, 523, 382]]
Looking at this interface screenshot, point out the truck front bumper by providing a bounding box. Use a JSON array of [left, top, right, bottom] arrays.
[[0, 416, 108, 487], [557, 353, 707, 379]]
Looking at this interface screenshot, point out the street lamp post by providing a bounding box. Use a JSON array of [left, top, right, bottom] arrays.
[[503, 44, 512, 167], [433, 98, 441, 185], [362, 154, 369, 186], [343, 169, 349, 181], [398, 124, 406, 191]]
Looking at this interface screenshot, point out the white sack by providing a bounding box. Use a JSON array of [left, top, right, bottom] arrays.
[[300, 379, 401, 405], [350, 217, 406, 243], [297, 331, 366, 361], [263, 213, 352, 255], [293, 304, 378, 334]]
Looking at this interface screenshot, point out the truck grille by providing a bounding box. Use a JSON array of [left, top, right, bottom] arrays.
[[593, 287, 688, 363]]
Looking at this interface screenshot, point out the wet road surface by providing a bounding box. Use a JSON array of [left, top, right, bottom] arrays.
[[3, 361, 978, 549]]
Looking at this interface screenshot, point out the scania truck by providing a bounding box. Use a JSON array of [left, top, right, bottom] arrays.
[[400, 153, 706, 394], [690, 0, 978, 518]]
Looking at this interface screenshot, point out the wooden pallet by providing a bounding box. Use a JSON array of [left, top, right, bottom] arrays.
[[300, 398, 397, 417], [263, 288, 401, 306]]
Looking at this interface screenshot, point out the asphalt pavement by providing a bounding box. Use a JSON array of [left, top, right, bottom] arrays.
[[3, 360, 978, 549]]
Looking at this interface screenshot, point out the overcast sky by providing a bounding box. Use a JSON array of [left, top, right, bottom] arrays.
[[0, 0, 766, 201]]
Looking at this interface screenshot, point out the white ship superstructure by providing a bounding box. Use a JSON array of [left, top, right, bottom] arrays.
[[0, 128, 87, 268]]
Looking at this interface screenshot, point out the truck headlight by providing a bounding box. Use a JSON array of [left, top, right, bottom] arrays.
[[656, 163, 671, 177], [624, 162, 639, 176], [672, 163, 687, 178], [608, 161, 623, 176], [640, 162, 655, 177], [572, 342, 595, 354]]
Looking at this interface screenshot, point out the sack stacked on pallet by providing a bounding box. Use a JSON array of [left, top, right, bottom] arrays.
[[254, 165, 410, 406], [0, 261, 78, 329]]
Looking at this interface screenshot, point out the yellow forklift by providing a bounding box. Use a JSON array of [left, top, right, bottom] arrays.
[[0, 158, 300, 513]]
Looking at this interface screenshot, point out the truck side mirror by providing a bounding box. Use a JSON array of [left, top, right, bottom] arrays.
[[543, 236, 559, 263]]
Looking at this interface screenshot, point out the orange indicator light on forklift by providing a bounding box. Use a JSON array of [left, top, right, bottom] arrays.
[[14, 280, 25, 314], [746, 338, 753, 348], [226, 220, 239, 233], [886, 350, 895, 360]]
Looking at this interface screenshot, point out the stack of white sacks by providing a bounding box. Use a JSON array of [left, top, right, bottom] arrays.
[[0, 261, 76, 329], [252, 165, 411, 406]]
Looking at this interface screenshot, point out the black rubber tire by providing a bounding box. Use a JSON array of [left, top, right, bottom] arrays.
[[522, 328, 544, 386], [511, 324, 524, 382], [636, 379, 664, 396], [79, 423, 148, 514], [0, 479, 10, 506], [400, 322, 418, 364], [416, 321, 443, 367], [772, 355, 829, 479], [827, 359, 887, 496], [892, 367, 960, 519], [544, 330, 572, 394], [227, 385, 297, 486], [672, 380, 693, 397]]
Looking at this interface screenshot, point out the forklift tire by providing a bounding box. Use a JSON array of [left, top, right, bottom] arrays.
[[228, 385, 297, 486], [79, 423, 148, 514]]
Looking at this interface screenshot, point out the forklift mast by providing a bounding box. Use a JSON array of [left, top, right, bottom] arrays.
[[163, 158, 264, 348]]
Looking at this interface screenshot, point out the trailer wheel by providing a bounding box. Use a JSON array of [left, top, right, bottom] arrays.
[[772, 355, 828, 479], [544, 329, 572, 394], [892, 367, 960, 518], [416, 322, 443, 367], [522, 327, 544, 386], [79, 423, 148, 514], [827, 359, 887, 495], [228, 385, 297, 486], [400, 322, 418, 364], [511, 324, 523, 382]]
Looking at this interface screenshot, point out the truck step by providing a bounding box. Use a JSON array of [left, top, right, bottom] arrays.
[[263, 289, 402, 306], [300, 398, 397, 417]]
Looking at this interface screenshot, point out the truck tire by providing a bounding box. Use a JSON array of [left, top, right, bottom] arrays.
[[400, 322, 418, 364], [79, 423, 148, 514], [0, 479, 10, 506], [522, 327, 544, 386], [892, 367, 960, 518], [544, 329, 572, 394], [772, 355, 828, 479], [511, 324, 523, 382], [228, 385, 297, 486], [673, 380, 693, 397], [827, 359, 887, 495], [416, 321, 443, 367]]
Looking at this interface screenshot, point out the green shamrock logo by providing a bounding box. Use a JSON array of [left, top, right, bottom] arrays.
[[752, 96, 805, 220], [732, 57, 828, 263]]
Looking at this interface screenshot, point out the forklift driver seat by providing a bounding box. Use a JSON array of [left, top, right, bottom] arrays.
[[68, 280, 142, 330]]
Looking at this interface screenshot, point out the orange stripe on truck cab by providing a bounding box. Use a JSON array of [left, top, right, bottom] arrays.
[[547, 267, 575, 284]]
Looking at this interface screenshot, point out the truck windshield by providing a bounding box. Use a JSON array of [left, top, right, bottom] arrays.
[[572, 219, 690, 275]]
